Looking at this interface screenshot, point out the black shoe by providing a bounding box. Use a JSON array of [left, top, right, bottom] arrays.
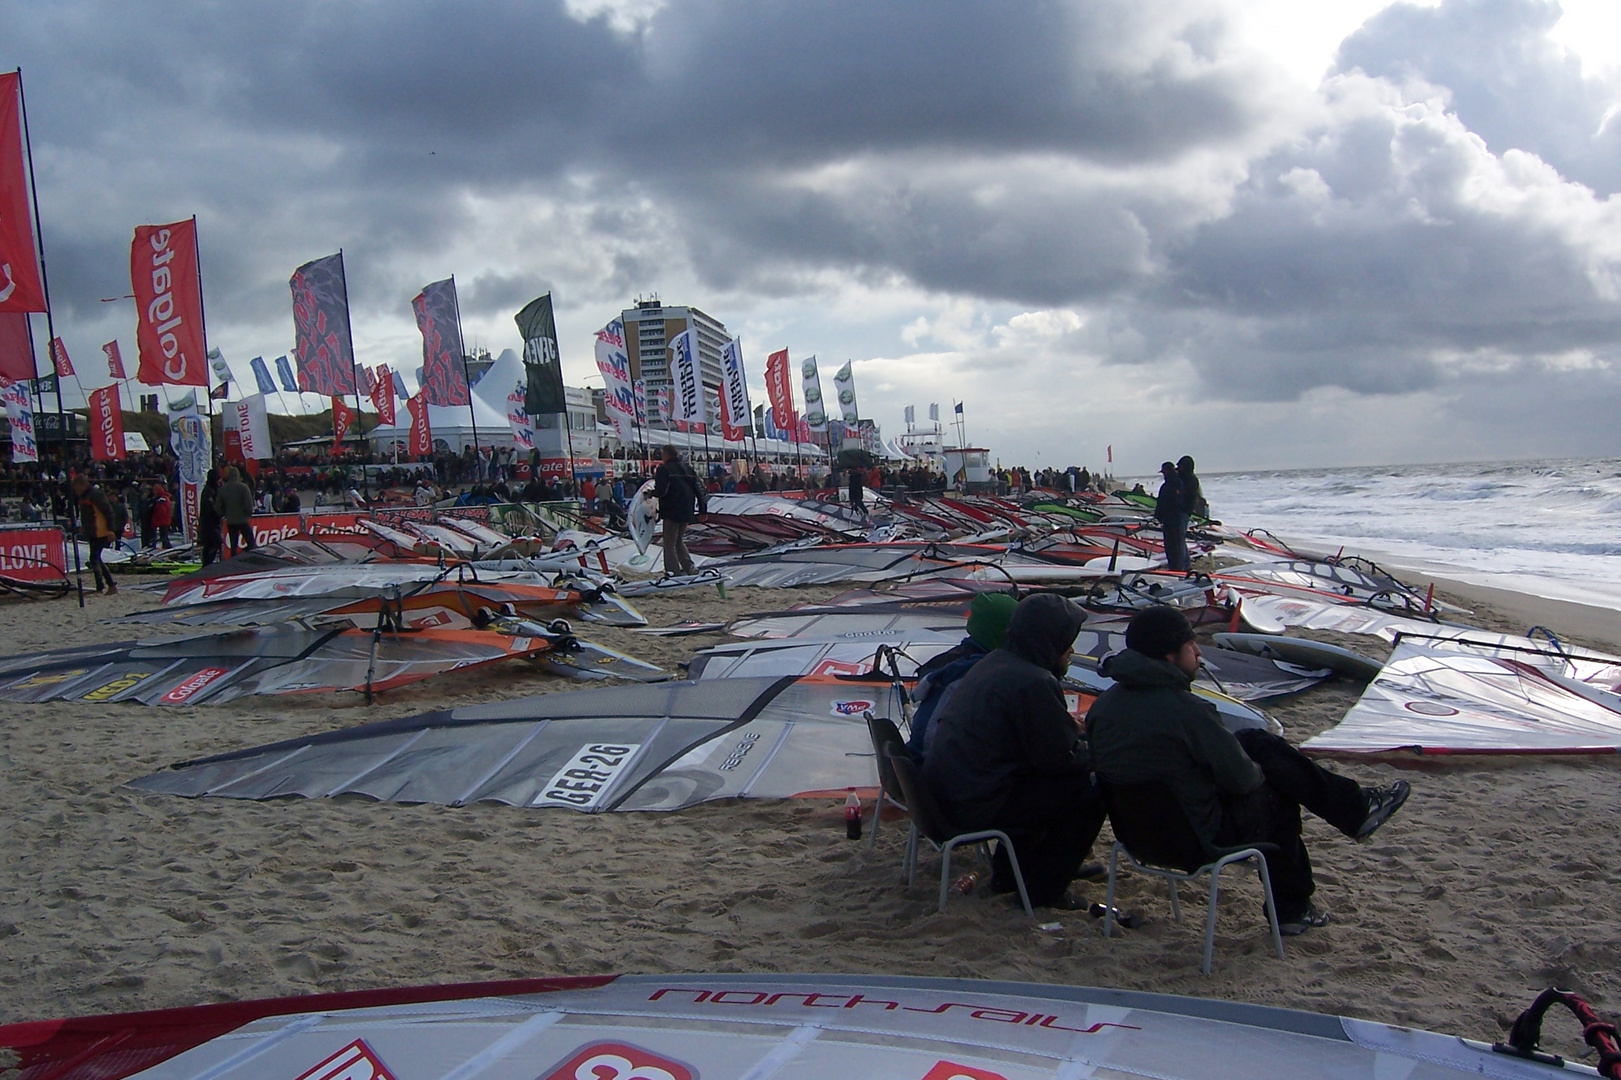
[[1356, 780, 1411, 839], [1075, 862, 1107, 882], [1278, 904, 1331, 936], [1039, 890, 1090, 912]]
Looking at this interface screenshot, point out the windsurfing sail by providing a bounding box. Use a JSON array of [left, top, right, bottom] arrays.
[[0, 973, 1569, 1080], [1303, 641, 1621, 755]]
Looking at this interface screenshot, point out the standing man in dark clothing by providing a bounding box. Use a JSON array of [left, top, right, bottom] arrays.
[[1155, 461, 1188, 572], [1177, 455, 1207, 521], [653, 444, 706, 576], [216, 466, 257, 556], [198, 469, 224, 566], [925, 593, 1106, 909], [847, 465, 866, 513], [1086, 606, 1410, 934], [70, 474, 118, 595]]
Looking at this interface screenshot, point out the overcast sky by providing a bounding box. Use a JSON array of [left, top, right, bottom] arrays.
[[5, 0, 1620, 473]]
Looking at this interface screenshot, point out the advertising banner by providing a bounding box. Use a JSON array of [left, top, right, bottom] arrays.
[[594, 318, 635, 443], [274, 354, 298, 394], [103, 340, 125, 380], [632, 377, 647, 427], [515, 293, 565, 416], [2, 378, 36, 462], [670, 328, 705, 428], [0, 312, 32, 384], [370, 362, 396, 425], [248, 355, 276, 396], [48, 336, 71, 378], [331, 396, 354, 451], [719, 338, 751, 443], [764, 349, 796, 431], [289, 252, 356, 395], [169, 408, 211, 541], [505, 376, 534, 453], [232, 393, 272, 460], [406, 393, 432, 456], [800, 354, 826, 431], [88, 384, 123, 461], [413, 277, 469, 406], [0, 72, 47, 314], [833, 360, 859, 424], [132, 219, 208, 386], [0, 524, 64, 582]]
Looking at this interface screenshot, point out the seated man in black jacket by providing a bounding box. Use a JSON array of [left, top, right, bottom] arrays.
[[924, 593, 1106, 909], [1087, 605, 1410, 934]]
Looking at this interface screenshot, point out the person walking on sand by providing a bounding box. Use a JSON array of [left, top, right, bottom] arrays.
[[1087, 605, 1410, 935], [70, 473, 118, 595], [653, 444, 706, 576]]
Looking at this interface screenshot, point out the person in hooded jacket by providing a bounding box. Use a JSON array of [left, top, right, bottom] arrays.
[[925, 593, 1106, 908], [905, 591, 1017, 763], [1155, 461, 1188, 572], [1086, 605, 1410, 934]]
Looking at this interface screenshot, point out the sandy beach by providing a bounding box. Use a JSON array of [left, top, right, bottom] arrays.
[[2, 575, 1619, 1051]]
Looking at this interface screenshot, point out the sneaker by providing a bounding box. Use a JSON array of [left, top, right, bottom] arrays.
[[1278, 905, 1331, 936], [1356, 780, 1411, 840]]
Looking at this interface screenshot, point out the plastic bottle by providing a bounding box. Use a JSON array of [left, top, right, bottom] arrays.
[[951, 869, 985, 895], [843, 789, 862, 840]]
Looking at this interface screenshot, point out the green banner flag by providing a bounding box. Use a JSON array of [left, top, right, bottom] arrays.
[[31, 373, 56, 396], [515, 293, 567, 416]]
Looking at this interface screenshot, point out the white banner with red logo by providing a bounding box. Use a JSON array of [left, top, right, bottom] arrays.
[[406, 393, 432, 456], [88, 384, 124, 460], [594, 318, 635, 443], [232, 392, 272, 459], [2, 379, 36, 463], [131, 218, 209, 386]]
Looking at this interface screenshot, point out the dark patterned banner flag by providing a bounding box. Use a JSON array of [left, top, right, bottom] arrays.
[[289, 252, 356, 395], [515, 293, 565, 416], [412, 277, 468, 406]]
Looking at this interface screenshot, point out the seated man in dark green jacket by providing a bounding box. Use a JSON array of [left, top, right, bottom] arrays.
[[1086, 605, 1409, 934], [925, 593, 1106, 909]]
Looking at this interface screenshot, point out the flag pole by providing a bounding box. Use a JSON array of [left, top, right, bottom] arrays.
[[15, 68, 83, 606], [338, 250, 365, 461]]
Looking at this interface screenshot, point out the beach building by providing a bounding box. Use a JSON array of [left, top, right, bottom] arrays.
[[620, 297, 727, 424]]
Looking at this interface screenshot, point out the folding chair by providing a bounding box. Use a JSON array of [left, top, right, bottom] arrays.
[[884, 746, 1034, 918], [863, 713, 909, 858], [1099, 778, 1284, 974]]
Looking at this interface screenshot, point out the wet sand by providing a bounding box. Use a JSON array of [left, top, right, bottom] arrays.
[[1, 574, 1619, 1057]]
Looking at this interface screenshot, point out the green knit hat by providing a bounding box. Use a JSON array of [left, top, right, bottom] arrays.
[[966, 592, 1018, 651]]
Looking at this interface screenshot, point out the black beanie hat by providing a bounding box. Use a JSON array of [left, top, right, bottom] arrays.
[[1125, 604, 1195, 659]]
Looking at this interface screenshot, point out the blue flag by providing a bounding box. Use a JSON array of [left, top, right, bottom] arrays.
[[249, 356, 277, 396], [393, 372, 408, 400], [274, 354, 298, 394]]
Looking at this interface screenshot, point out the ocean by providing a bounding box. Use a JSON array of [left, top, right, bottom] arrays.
[[1193, 458, 1621, 614]]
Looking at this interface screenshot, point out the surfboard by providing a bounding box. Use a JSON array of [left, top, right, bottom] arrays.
[[628, 479, 657, 555], [1213, 632, 1384, 682]]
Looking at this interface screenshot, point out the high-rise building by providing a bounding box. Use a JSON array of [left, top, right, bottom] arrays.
[[619, 296, 728, 423]]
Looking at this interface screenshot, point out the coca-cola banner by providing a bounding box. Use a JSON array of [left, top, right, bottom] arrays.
[[413, 277, 469, 406], [405, 393, 432, 456], [131, 219, 208, 386], [764, 348, 797, 431], [0, 72, 46, 315], [289, 252, 356, 395], [88, 385, 123, 461]]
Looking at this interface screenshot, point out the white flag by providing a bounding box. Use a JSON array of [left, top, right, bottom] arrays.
[[670, 328, 706, 427], [505, 376, 534, 452], [208, 348, 231, 386], [231, 393, 273, 460], [3, 383, 37, 464], [594, 319, 636, 443], [719, 338, 751, 438], [929, 402, 940, 422], [800, 354, 827, 431], [904, 404, 915, 425], [832, 361, 858, 424]]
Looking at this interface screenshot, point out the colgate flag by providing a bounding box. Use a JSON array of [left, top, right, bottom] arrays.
[[764, 348, 797, 430], [0, 72, 47, 315], [370, 362, 395, 425], [132, 218, 208, 386], [48, 336, 71, 378], [102, 340, 125, 380], [0, 311, 33, 383], [405, 392, 431, 456], [413, 278, 468, 406], [331, 395, 354, 452], [88, 385, 124, 461], [290, 252, 356, 395]]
